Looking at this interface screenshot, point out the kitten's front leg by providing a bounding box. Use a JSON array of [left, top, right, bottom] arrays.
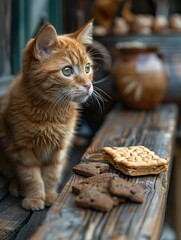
[[16, 165, 45, 211], [43, 150, 67, 206]]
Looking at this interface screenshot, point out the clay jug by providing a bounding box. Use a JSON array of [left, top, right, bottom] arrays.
[[112, 42, 168, 110]]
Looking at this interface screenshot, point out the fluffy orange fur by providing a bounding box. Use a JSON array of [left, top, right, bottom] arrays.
[[0, 20, 94, 211]]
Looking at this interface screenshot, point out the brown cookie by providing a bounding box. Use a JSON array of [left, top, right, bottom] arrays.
[[103, 146, 168, 176], [75, 185, 114, 212], [72, 173, 119, 194], [109, 178, 144, 203], [72, 162, 110, 177]]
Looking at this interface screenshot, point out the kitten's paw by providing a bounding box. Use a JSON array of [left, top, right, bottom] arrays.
[[45, 192, 58, 206], [22, 198, 45, 211]]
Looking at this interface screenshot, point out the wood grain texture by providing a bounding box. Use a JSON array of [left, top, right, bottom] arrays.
[[14, 210, 48, 240], [30, 105, 179, 239], [0, 195, 30, 240]]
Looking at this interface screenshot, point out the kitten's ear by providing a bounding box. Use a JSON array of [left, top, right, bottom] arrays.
[[69, 19, 94, 45], [34, 24, 58, 60]]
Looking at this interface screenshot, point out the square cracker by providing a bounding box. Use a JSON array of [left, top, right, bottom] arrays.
[[102, 146, 168, 176]]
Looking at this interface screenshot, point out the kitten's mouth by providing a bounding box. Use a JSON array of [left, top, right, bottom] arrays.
[[71, 85, 93, 103], [73, 94, 90, 103], [73, 90, 93, 103], [86, 89, 93, 97], [87, 86, 93, 96]]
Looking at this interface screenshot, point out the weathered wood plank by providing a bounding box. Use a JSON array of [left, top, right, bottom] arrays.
[[0, 195, 31, 240], [31, 104, 178, 240], [14, 210, 48, 240]]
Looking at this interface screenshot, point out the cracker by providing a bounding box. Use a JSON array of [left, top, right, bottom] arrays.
[[75, 185, 114, 212], [72, 173, 119, 194], [109, 178, 144, 203], [72, 162, 109, 177], [73, 182, 125, 206], [102, 146, 168, 176]]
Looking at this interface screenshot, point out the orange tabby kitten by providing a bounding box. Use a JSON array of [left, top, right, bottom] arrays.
[[0, 20, 94, 211]]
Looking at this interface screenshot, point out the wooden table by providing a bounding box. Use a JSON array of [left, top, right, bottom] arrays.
[[29, 104, 178, 240]]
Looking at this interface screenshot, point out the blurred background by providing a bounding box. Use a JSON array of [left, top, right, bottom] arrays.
[[1, 0, 181, 239], [1, 0, 181, 130]]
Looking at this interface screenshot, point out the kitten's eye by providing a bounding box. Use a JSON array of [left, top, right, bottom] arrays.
[[85, 63, 91, 74], [62, 66, 73, 77]]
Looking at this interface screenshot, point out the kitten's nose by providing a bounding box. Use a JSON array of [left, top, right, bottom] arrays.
[[83, 84, 91, 91]]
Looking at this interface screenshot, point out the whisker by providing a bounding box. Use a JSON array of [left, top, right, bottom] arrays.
[[52, 90, 71, 110], [93, 65, 102, 72], [88, 45, 111, 58], [89, 54, 111, 61], [92, 92, 104, 115], [93, 75, 111, 85], [94, 89, 106, 101], [94, 86, 112, 100], [88, 47, 112, 66]]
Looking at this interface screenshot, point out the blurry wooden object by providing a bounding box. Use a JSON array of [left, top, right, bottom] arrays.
[[112, 44, 167, 110], [93, 0, 121, 30], [131, 14, 154, 34], [121, 0, 134, 23], [93, 0, 134, 31], [94, 34, 181, 103], [169, 13, 181, 31]]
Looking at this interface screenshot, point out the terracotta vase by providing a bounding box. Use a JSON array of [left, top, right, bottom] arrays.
[[112, 43, 168, 110]]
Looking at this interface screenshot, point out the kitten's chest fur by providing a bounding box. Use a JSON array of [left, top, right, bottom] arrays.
[[30, 119, 76, 162], [1, 89, 78, 163]]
